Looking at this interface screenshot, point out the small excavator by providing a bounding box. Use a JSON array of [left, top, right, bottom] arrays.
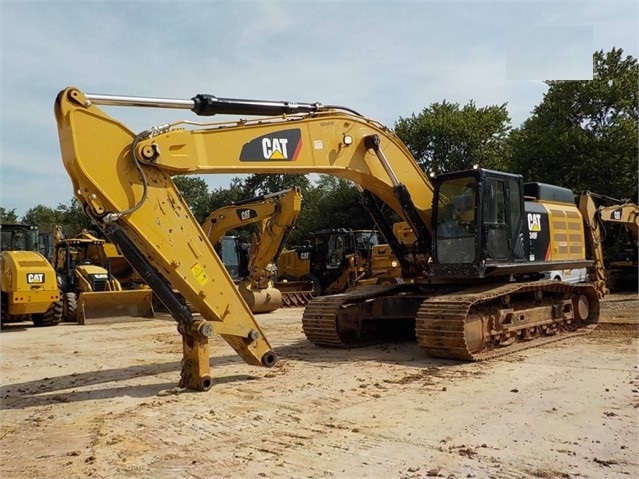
[[202, 187, 307, 312], [54, 87, 603, 391], [579, 192, 638, 292]]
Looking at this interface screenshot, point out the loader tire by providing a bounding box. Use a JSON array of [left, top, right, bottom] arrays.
[[32, 300, 63, 327], [64, 292, 78, 323], [0, 296, 7, 325], [0, 293, 9, 324]]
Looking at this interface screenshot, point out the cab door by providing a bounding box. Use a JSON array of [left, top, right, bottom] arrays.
[[482, 177, 510, 261]]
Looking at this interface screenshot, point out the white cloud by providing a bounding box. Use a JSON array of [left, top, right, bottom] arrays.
[[1, 0, 636, 218]]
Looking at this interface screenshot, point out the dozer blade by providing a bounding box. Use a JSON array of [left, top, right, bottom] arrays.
[[275, 280, 317, 307], [77, 290, 155, 325]]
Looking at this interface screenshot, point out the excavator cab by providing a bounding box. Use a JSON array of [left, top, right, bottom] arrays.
[[215, 236, 249, 281], [432, 169, 527, 278]]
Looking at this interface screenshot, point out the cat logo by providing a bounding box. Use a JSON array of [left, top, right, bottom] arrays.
[[612, 208, 622, 221], [27, 273, 45, 284], [240, 129, 302, 162], [237, 208, 258, 222], [263, 138, 289, 159], [527, 213, 542, 232]]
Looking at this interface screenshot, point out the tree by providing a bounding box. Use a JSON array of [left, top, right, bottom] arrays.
[[0, 207, 19, 223], [290, 175, 375, 244], [173, 176, 212, 224], [22, 205, 64, 231], [508, 48, 638, 200], [55, 198, 94, 236], [393, 100, 512, 174], [240, 173, 311, 198]]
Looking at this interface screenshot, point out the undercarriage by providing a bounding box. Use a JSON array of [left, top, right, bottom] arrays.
[[302, 281, 600, 360]]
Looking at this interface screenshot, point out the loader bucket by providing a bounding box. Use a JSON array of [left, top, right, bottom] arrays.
[[77, 290, 155, 325], [274, 280, 317, 307], [237, 282, 283, 314]]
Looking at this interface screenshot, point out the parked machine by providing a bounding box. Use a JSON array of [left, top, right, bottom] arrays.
[[202, 187, 305, 312], [53, 229, 154, 324], [277, 228, 401, 298], [579, 192, 638, 292], [54, 87, 603, 391], [0, 223, 62, 327]]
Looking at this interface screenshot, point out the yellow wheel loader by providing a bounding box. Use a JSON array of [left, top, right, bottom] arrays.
[[53, 232, 154, 324], [0, 223, 62, 327]]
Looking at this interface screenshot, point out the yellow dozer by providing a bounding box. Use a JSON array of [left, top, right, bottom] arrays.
[[1, 223, 63, 327], [53, 230, 154, 324]]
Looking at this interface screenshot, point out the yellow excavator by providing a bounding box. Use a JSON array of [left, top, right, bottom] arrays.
[[54, 87, 602, 391], [202, 187, 305, 312], [579, 192, 638, 292]]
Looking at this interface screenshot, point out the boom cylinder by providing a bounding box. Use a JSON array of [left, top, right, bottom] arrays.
[[85, 93, 324, 117], [103, 223, 194, 325]]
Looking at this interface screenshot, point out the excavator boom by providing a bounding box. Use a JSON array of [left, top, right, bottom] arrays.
[[55, 88, 278, 391], [579, 191, 639, 293]]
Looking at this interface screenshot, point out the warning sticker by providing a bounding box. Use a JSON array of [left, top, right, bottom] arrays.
[[191, 263, 209, 286]]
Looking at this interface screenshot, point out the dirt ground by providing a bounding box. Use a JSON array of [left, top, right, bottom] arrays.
[[1, 292, 637, 479]]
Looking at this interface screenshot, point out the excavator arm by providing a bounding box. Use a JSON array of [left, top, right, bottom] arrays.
[[597, 203, 639, 241], [202, 187, 302, 286], [55, 88, 281, 391], [578, 191, 639, 296], [202, 187, 303, 312], [100, 92, 435, 248], [55, 87, 435, 391]]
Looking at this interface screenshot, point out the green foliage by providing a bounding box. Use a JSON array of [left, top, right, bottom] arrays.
[[21, 204, 64, 231], [508, 48, 638, 200], [240, 173, 311, 198], [54, 198, 94, 236], [207, 178, 246, 213], [173, 176, 213, 224], [289, 176, 375, 245], [0, 207, 19, 223], [393, 100, 512, 174]]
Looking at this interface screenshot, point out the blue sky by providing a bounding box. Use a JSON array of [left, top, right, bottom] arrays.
[[1, 1, 637, 218]]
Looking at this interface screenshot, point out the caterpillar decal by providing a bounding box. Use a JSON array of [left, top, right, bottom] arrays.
[[525, 203, 550, 261], [27, 273, 45, 284], [236, 208, 258, 222], [240, 129, 302, 162]]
